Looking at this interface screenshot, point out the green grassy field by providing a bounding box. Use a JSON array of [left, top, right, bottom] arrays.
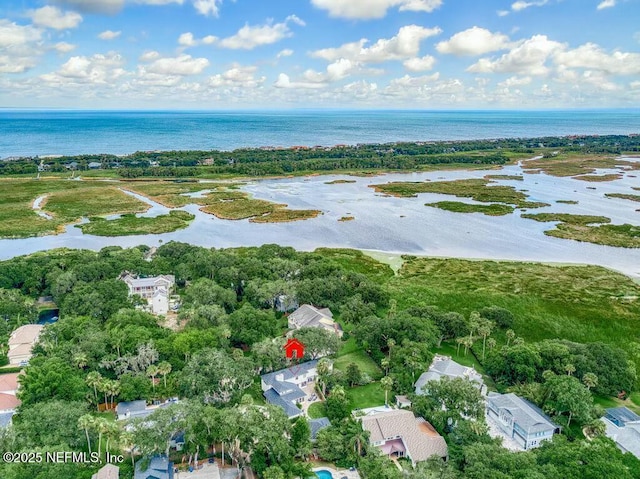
[[0, 179, 150, 238], [347, 382, 386, 410], [425, 201, 515, 216], [333, 351, 383, 380], [573, 174, 623, 182], [385, 257, 640, 352], [78, 210, 195, 236], [522, 153, 639, 177], [307, 401, 327, 419], [484, 175, 524, 181]]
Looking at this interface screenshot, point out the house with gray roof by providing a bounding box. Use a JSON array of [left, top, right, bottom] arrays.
[[601, 407, 640, 459], [261, 360, 324, 418], [135, 455, 174, 479], [359, 409, 448, 467], [116, 399, 178, 421], [120, 273, 175, 315], [486, 392, 559, 450], [310, 417, 331, 441], [415, 355, 485, 395], [287, 305, 343, 337]]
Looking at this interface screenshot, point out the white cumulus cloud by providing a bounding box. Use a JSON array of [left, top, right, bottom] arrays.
[[217, 15, 304, 50], [311, 25, 442, 64], [98, 30, 122, 40], [468, 35, 565, 76], [511, 0, 549, 12], [141, 53, 210, 75], [597, 0, 616, 9], [28, 6, 83, 30], [310, 0, 442, 19], [403, 55, 436, 71], [436, 27, 510, 56], [54, 42, 77, 53]]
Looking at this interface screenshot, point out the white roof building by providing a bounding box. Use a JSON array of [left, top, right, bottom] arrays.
[[415, 355, 485, 395]]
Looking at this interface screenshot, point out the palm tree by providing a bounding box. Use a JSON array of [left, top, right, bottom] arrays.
[[584, 419, 606, 438], [97, 378, 110, 407], [104, 421, 120, 456], [505, 329, 516, 347], [487, 338, 497, 351], [316, 358, 331, 398], [582, 373, 598, 391], [95, 417, 110, 457], [565, 363, 576, 376], [468, 311, 481, 341], [387, 338, 396, 361], [462, 337, 474, 356], [455, 337, 465, 356], [147, 364, 160, 391], [73, 351, 88, 369], [157, 361, 172, 388], [78, 414, 95, 454], [380, 376, 393, 406], [381, 358, 390, 375], [478, 319, 494, 360], [86, 371, 102, 405], [106, 380, 120, 409]]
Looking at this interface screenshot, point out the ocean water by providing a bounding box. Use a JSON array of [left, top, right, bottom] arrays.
[[1, 109, 639, 158]]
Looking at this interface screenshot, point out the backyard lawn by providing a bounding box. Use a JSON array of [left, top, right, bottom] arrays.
[[347, 382, 386, 410], [333, 351, 383, 380]]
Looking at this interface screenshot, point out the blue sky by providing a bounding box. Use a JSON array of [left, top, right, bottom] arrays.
[[0, 0, 639, 108]]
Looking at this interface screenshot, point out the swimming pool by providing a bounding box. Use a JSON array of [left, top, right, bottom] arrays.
[[315, 470, 334, 479]]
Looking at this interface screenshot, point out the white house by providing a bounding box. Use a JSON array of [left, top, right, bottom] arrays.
[[7, 324, 44, 366], [287, 304, 343, 337], [486, 392, 559, 451], [415, 355, 485, 395], [261, 360, 325, 418], [601, 407, 640, 459], [120, 273, 175, 315]]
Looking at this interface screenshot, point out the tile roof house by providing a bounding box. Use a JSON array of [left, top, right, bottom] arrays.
[[415, 355, 485, 395], [92, 464, 120, 479], [7, 324, 44, 366], [261, 360, 323, 418], [0, 372, 21, 428], [486, 392, 559, 451], [287, 305, 343, 337], [135, 455, 174, 479], [601, 407, 640, 459], [360, 409, 448, 467]]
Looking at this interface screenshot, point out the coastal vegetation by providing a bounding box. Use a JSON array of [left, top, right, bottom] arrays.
[[522, 213, 640, 248], [3, 135, 638, 179], [370, 178, 549, 209], [573, 173, 623, 182], [556, 200, 579, 204], [522, 150, 640, 177], [338, 216, 355, 221], [606, 193, 640, 203], [325, 179, 356, 184], [0, 179, 320, 238], [0, 245, 639, 478], [425, 201, 514, 216], [0, 179, 149, 238], [78, 210, 195, 236], [484, 174, 524, 180]]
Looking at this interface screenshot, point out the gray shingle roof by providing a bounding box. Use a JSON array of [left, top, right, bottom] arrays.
[[264, 389, 303, 418], [487, 393, 558, 434], [0, 411, 15, 428], [288, 305, 340, 332], [606, 407, 640, 426], [414, 357, 483, 395], [310, 417, 331, 440], [261, 360, 319, 386], [602, 416, 640, 459]]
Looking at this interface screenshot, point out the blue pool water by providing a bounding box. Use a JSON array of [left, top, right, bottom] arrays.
[[315, 470, 334, 479]]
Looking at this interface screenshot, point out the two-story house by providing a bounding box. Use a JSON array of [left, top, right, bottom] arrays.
[[601, 407, 640, 459], [261, 360, 324, 418], [486, 392, 559, 450], [359, 409, 448, 467], [120, 273, 175, 315]]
